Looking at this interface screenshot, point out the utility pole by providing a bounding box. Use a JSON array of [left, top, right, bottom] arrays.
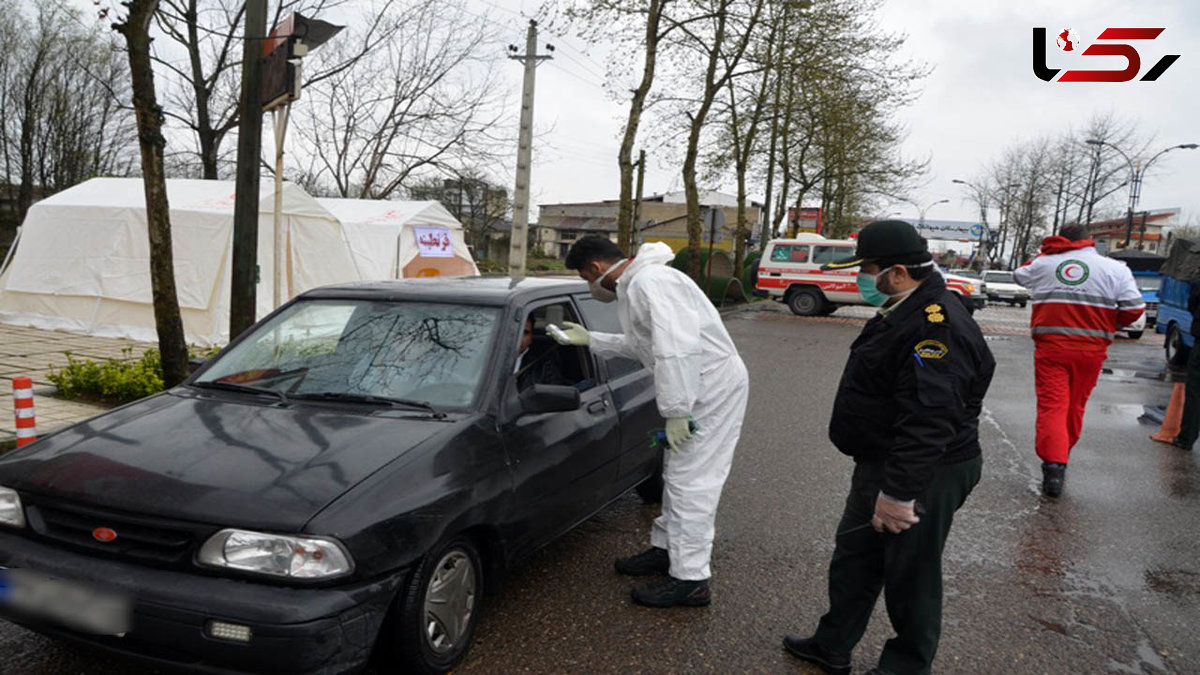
[[230, 0, 267, 339], [507, 21, 552, 281], [632, 149, 646, 246]]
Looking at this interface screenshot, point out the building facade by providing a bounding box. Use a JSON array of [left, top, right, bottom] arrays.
[[536, 191, 763, 258]]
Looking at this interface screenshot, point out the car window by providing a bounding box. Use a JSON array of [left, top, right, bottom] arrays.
[[984, 271, 1015, 284], [769, 244, 809, 263], [574, 296, 641, 378], [812, 245, 852, 264], [519, 301, 599, 390], [197, 300, 500, 409]]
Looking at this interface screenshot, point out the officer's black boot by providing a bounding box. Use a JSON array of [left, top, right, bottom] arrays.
[[630, 577, 710, 607], [614, 547, 669, 576], [1042, 462, 1066, 497], [781, 635, 851, 675]]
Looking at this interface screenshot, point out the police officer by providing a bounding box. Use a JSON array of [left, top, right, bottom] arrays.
[[782, 220, 995, 675]]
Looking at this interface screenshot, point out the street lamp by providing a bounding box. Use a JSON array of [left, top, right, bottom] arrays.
[[1085, 139, 1198, 249], [917, 198, 949, 226]]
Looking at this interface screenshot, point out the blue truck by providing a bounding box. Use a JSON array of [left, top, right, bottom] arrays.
[[1154, 241, 1200, 365]]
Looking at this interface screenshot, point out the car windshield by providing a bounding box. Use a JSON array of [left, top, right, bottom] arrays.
[[195, 300, 500, 409], [1136, 276, 1162, 291], [951, 269, 980, 279], [984, 271, 1016, 284]]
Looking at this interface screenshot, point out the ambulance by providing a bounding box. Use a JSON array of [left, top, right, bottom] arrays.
[[755, 234, 988, 316]]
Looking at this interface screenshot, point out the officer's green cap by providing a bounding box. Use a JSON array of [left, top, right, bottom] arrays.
[[822, 219, 933, 270]]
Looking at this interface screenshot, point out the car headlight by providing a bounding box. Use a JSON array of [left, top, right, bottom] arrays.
[[964, 283, 976, 294], [197, 529, 353, 580], [0, 487, 26, 529]]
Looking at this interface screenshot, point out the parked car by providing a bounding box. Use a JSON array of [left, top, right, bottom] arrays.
[[1121, 310, 1146, 340], [0, 277, 664, 674], [981, 270, 1030, 307], [756, 235, 987, 315]]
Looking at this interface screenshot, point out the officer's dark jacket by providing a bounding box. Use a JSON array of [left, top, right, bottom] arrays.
[[829, 273, 996, 501]]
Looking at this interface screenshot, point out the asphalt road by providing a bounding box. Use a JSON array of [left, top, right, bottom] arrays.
[[1, 303, 1196, 674]]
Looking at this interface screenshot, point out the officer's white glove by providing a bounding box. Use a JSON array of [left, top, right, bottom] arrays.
[[550, 321, 591, 346], [665, 417, 693, 451]]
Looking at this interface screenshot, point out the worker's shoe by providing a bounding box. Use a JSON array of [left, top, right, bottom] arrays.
[[630, 577, 710, 607], [863, 669, 896, 675], [1041, 462, 1066, 498], [614, 546, 670, 576], [1171, 438, 1194, 451], [781, 635, 851, 675]]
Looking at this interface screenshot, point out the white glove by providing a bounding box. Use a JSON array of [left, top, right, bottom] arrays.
[[551, 321, 591, 346], [665, 417, 693, 451]]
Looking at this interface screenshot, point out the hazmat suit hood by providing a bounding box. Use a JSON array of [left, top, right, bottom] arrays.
[[620, 242, 676, 285]]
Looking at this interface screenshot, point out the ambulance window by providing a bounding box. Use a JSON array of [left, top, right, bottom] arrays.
[[771, 245, 809, 263], [812, 246, 849, 265]]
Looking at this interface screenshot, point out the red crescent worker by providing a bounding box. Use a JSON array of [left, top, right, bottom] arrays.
[[1013, 224, 1144, 498]]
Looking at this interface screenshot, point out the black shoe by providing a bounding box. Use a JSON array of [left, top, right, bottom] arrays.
[[781, 634, 851, 675], [863, 669, 895, 675], [1172, 438, 1194, 451], [1042, 462, 1066, 498], [615, 546, 670, 576], [630, 577, 710, 607]]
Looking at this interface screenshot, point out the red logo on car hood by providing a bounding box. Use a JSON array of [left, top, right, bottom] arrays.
[[92, 527, 118, 543]]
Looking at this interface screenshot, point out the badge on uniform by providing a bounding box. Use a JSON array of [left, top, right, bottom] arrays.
[[914, 339, 949, 360], [924, 303, 945, 323]]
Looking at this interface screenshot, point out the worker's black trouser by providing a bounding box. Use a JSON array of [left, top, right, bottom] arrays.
[[1175, 342, 1200, 448], [812, 455, 982, 675]]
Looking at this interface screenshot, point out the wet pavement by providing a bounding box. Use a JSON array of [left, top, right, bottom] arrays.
[[1, 303, 1195, 673]]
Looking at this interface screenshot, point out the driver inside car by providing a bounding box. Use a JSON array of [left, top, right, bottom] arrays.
[[515, 316, 570, 391]]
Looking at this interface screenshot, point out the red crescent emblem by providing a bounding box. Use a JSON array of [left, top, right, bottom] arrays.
[[92, 527, 118, 543], [1064, 266, 1080, 279]]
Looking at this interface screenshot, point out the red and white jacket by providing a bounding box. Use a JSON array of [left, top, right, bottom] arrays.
[[1013, 238, 1145, 350]]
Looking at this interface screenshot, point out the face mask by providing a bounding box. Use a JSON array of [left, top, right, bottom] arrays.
[[856, 267, 896, 307], [589, 259, 626, 303]]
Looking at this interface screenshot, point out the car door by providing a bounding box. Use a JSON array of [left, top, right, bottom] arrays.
[[501, 298, 621, 554], [572, 294, 661, 489]]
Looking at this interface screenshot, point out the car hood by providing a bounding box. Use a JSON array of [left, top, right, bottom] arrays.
[[0, 390, 457, 531], [984, 281, 1026, 292]]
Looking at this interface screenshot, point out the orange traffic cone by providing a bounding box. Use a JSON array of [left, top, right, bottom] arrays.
[[1151, 382, 1185, 443]]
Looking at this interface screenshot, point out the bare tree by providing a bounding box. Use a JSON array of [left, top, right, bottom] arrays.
[[151, 0, 394, 179], [294, 0, 508, 199], [111, 0, 190, 386]]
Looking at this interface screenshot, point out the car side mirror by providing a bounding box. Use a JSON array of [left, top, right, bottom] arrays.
[[519, 384, 581, 415]]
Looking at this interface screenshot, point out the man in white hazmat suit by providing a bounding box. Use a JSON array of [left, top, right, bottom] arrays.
[[555, 235, 749, 608]]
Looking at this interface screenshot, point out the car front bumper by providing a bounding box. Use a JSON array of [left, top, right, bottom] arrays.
[[0, 531, 401, 675]]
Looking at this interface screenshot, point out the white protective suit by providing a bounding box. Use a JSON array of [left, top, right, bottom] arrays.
[[588, 242, 749, 580]]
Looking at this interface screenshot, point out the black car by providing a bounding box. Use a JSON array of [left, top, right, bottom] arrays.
[[0, 277, 664, 674]]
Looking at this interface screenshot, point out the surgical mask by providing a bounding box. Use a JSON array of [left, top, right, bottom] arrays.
[[856, 268, 894, 307], [857, 261, 934, 306], [589, 259, 626, 303]]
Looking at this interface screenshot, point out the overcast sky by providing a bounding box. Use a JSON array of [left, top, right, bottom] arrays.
[[480, 0, 1200, 226]]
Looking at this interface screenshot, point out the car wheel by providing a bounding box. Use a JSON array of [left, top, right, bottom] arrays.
[[1018, 300, 1027, 308], [635, 450, 664, 504], [1126, 330, 1143, 340], [786, 288, 824, 316], [380, 537, 483, 674]]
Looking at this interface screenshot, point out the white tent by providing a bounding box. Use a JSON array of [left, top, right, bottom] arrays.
[[0, 178, 360, 347], [318, 198, 479, 280]]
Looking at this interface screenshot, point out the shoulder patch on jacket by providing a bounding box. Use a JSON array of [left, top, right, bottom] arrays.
[[914, 339, 949, 361], [924, 302, 945, 323]]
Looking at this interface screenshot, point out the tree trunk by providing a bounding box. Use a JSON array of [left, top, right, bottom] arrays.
[[118, 0, 189, 387], [616, 0, 663, 253]]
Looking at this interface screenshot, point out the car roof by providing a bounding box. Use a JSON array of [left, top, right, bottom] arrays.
[[299, 275, 587, 306]]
